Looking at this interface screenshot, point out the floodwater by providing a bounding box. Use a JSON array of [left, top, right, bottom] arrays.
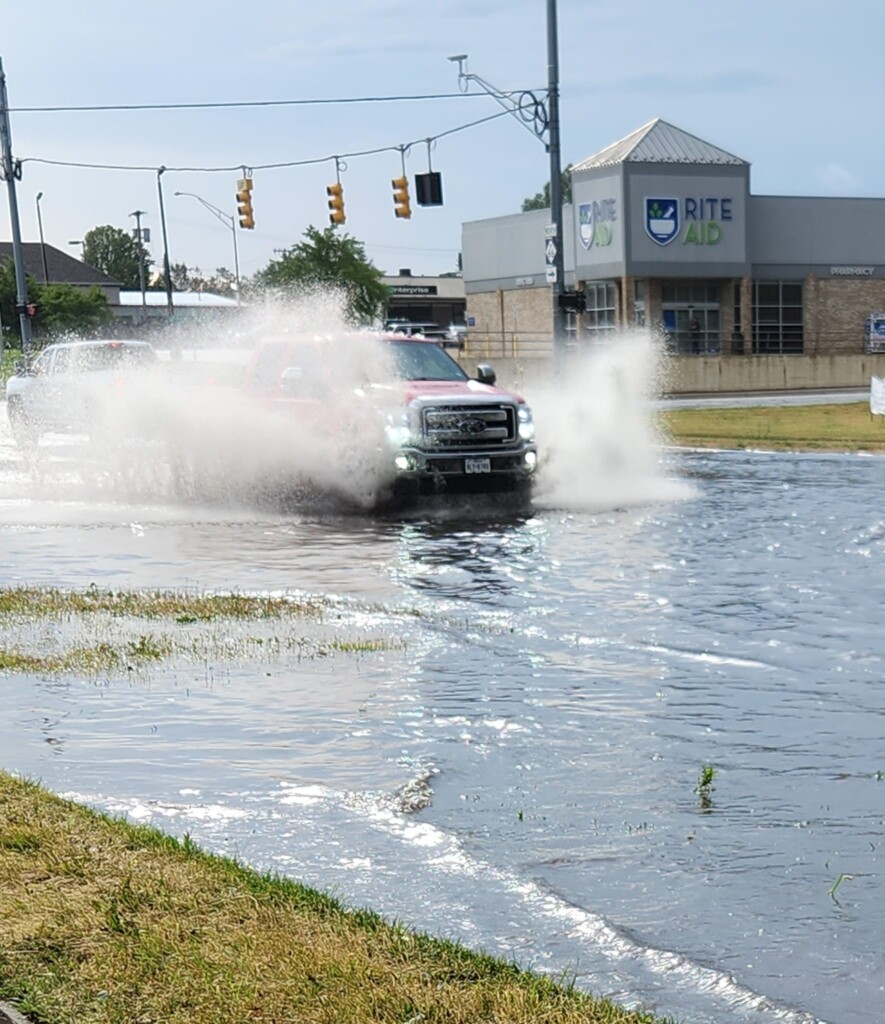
[[1, 365, 884, 1024]]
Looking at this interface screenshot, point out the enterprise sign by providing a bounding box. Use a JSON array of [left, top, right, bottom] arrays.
[[391, 285, 438, 295], [830, 266, 875, 277]]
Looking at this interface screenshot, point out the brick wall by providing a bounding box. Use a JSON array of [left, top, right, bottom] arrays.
[[804, 275, 885, 354]]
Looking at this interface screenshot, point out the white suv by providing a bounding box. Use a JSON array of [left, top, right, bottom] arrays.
[[5, 339, 159, 447]]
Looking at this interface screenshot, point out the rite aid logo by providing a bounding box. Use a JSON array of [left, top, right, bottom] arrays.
[[645, 198, 679, 246], [579, 198, 616, 250]]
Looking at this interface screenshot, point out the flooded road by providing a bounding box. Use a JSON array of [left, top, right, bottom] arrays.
[[2, 408, 884, 1024]]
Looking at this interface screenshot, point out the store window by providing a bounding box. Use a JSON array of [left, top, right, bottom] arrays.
[[584, 281, 618, 335], [634, 280, 646, 327], [660, 281, 721, 355], [752, 281, 803, 354]]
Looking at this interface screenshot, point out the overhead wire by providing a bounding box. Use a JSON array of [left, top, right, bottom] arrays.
[[20, 109, 514, 174], [8, 91, 530, 114]]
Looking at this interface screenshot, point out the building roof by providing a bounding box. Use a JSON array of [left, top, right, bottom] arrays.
[[118, 290, 239, 307], [572, 118, 748, 171], [0, 242, 120, 286]]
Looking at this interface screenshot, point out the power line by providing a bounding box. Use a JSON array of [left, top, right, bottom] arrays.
[[9, 91, 530, 114], [21, 109, 513, 174]]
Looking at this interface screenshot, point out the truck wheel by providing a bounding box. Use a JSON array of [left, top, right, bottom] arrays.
[[7, 403, 39, 450]]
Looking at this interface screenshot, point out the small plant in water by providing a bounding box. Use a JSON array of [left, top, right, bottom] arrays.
[[695, 765, 717, 809]]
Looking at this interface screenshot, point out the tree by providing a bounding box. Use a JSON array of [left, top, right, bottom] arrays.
[[153, 263, 238, 298], [33, 283, 113, 336], [0, 258, 39, 345], [82, 225, 153, 290], [256, 226, 389, 326], [521, 164, 573, 211], [1, 258, 113, 343]]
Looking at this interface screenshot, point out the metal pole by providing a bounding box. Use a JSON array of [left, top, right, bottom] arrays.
[[35, 192, 49, 282], [546, 0, 566, 370], [174, 191, 241, 305], [0, 57, 33, 354], [231, 216, 241, 305], [130, 209, 147, 318], [156, 167, 174, 315]]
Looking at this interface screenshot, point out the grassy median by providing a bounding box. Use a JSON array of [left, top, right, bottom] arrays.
[[0, 773, 667, 1024], [660, 401, 885, 452]]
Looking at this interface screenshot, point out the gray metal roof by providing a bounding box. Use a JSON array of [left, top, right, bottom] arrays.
[[572, 118, 748, 171]]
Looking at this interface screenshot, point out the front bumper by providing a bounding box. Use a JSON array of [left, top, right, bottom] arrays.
[[392, 442, 538, 490]]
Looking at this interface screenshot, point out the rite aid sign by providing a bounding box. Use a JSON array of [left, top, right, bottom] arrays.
[[645, 196, 734, 246]]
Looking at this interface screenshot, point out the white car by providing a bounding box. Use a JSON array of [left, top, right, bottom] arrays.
[[5, 339, 159, 447]]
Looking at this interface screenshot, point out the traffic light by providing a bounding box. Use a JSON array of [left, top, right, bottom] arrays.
[[236, 177, 254, 229], [415, 171, 444, 207], [327, 182, 345, 226], [392, 176, 411, 219]]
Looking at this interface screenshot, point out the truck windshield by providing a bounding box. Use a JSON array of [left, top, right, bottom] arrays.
[[387, 340, 468, 382]]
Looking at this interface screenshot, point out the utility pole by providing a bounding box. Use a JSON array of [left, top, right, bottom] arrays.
[[156, 167, 174, 315], [0, 57, 34, 354], [449, 0, 568, 370], [546, 0, 567, 372], [130, 210, 148, 319]]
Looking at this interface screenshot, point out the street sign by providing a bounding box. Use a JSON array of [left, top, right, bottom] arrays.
[[546, 267, 557, 284], [545, 223, 557, 238], [545, 239, 557, 263]]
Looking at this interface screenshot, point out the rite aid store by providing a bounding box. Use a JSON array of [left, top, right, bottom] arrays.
[[462, 119, 885, 359]]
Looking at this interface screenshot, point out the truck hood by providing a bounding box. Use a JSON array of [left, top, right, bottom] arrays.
[[372, 379, 527, 404]]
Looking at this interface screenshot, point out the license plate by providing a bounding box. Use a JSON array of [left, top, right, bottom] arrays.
[[464, 457, 491, 474]]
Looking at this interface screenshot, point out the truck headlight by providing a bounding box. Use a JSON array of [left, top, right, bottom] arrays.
[[517, 405, 535, 441], [384, 411, 413, 447]]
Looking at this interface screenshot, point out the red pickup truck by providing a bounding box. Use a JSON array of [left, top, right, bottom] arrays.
[[242, 332, 538, 504]]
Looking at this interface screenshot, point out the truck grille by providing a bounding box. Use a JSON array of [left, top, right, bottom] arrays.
[[420, 403, 517, 449]]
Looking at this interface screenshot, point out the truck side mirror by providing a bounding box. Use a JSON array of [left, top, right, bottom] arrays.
[[475, 363, 496, 386]]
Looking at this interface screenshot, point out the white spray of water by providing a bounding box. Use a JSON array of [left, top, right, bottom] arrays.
[[10, 305, 693, 515], [20, 292, 402, 511], [527, 331, 693, 510]]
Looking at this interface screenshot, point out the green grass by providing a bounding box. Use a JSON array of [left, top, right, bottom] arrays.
[[0, 586, 327, 622], [0, 771, 671, 1024], [0, 586, 398, 675], [660, 401, 885, 452], [0, 347, 21, 389]]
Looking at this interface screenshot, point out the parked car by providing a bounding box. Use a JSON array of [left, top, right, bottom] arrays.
[[5, 339, 159, 447]]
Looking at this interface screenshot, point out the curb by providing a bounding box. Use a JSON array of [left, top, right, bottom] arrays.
[[0, 1003, 32, 1024]]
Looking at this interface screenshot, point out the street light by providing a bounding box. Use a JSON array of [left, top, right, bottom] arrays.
[[35, 191, 49, 282], [173, 191, 241, 304], [68, 239, 84, 257], [129, 210, 148, 316]]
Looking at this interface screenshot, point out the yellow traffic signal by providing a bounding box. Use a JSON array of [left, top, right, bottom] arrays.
[[392, 176, 411, 219], [236, 177, 254, 229], [327, 182, 345, 226]]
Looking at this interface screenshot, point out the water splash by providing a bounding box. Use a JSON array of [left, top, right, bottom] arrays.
[[528, 332, 693, 510]]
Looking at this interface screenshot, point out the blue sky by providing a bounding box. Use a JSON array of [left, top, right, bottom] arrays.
[[1, 0, 881, 282]]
